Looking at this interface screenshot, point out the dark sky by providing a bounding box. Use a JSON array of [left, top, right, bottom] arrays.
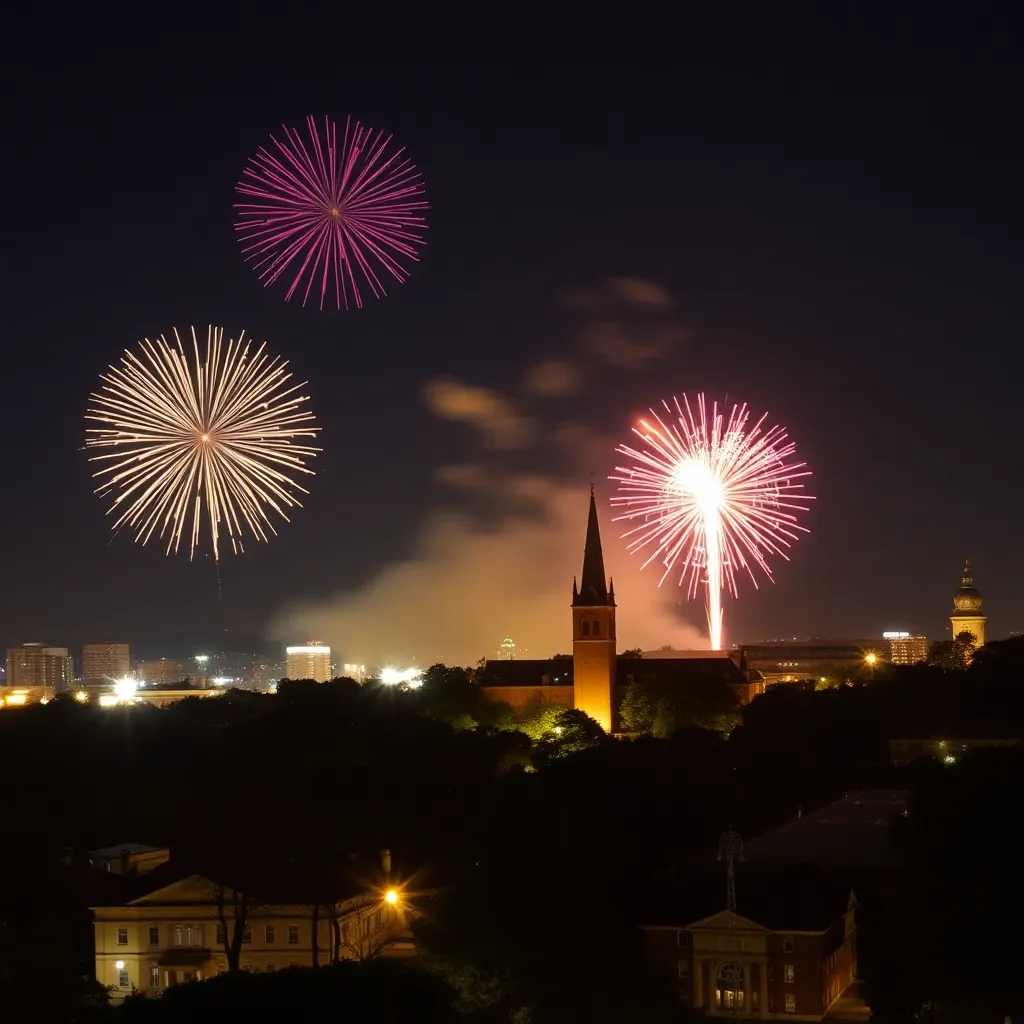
[[3, 9, 1023, 661]]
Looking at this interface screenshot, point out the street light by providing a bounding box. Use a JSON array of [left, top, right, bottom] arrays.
[[864, 652, 878, 667], [384, 889, 399, 906]]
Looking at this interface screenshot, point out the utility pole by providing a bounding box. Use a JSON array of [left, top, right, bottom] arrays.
[[718, 826, 745, 1021]]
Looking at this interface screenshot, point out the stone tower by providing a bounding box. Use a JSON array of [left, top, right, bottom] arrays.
[[950, 559, 987, 648], [572, 487, 617, 732]]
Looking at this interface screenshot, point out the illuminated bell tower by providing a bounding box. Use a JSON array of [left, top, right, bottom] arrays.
[[950, 559, 986, 647], [572, 487, 617, 732]]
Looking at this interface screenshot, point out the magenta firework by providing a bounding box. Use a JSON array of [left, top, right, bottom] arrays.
[[235, 116, 428, 310]]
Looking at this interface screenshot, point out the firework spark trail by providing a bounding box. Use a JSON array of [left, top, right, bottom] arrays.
[[611, 394, 813, 650], [234, 115, 428, 310], [86, 327, 321, 562]]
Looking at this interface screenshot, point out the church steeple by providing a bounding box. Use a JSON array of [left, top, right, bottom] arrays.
[[575, 486, 614, 607]]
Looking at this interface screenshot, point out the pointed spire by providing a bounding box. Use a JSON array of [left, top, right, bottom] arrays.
[[572, 575, 579, 602], [961, 559, 973, 587], [574, 488, 612, 606]]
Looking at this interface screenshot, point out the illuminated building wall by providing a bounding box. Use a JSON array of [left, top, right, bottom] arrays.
[[286, 644, 331, 682], [884, 633, 927, 665], [83, 643, 130, 686], [571, 490, 616, 732], [5, 643, 74, 693], [136, 659, 184, 686]]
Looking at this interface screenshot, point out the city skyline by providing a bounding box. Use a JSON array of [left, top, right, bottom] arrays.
[[4, 17, 1023, 658]]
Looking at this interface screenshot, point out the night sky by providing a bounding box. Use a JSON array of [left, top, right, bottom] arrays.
[[4, 11, 1023, 663]]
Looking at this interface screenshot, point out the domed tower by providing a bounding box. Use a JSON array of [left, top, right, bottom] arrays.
[[950, 560, 986, 647]]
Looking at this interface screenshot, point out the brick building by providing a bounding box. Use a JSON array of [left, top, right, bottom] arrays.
[[641, 866, 862, 1019]]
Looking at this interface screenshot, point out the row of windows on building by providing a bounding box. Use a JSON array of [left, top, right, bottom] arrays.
[[677, 960, 797, 984], [116, 912, 385, 949], [117, 961, 304, 990]]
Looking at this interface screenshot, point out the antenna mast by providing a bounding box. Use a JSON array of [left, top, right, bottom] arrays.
[[718, 826, 745, 1020]]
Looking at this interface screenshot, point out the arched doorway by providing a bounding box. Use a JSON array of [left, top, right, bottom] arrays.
[[716, 960, 745, 1011]]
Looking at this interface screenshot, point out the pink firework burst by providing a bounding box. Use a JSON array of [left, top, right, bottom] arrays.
[[611, 394, 813, 650], [235, 115, 428, 310]]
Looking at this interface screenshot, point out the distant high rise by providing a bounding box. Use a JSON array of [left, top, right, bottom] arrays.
[[884, 632, 928, 665], [6, 644, 74, 693], [950, 560, 987, 647], [136, 659, 183, 686], [286, 643, 331, 682], [82, 643, 130, 686]]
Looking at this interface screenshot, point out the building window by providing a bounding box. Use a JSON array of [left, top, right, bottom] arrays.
[[243, 924, 252, 944], [782, 933, 795, 952], [784, 964, 795, 984], [676, 929, 689, 947], [287, 924, 299, 944], [218, 962, 228, 974], [265, 924, 276, 944], [768, 963, 775, 981], [216, 924, 226, 944], [267, 962, 276, 973], [581, 621, 590, 638], [785, 993, 796, 1013], [715, 961, 745, 1010], [677, 959, 689, 979], [148, 926, 159, 946], [117, 927, 128, 946], [186, 925, 203, 947], [173, 925, 183, 947], [149, 963, 160, 988], [118, 968, 130, 988], [769, 992, 775, 1012]]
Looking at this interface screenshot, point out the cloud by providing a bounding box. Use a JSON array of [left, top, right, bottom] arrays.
[[423, 378, 534, 449], [270, 477, 707, 667], [580, 320, 689, 369], [522, 359, 581, 397], [562, 276, 674, 314]]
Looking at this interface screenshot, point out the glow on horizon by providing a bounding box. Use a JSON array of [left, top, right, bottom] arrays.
[[380, 667, 423, 688], [612, 394, 813, 651]]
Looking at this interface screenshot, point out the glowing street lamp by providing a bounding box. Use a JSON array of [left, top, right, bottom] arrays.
[[113, 676, 138, 701], [864, 652, 878, 667], [384, 889, 399, 906]]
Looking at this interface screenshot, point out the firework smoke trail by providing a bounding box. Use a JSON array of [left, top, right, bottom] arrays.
[[86, 327, 321, 562], [611, 394, 813, 649], [234, 115, 428, 310]]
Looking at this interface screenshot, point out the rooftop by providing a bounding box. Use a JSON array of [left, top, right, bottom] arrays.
[[744, 790, 909, 869]]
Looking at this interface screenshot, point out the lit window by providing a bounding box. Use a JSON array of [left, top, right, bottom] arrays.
[[677, 959, 689, 979], [782, 934, 795, 952], [149, 963, 160, 988], [287, 924, 299, 944], [784, 964, 795, 984], [216, 924, 226, 944], [186, 925, 203, 947], [118, 968, 130, 988], [148, 926, 159, 946], [265, 924, 276, 944], [173, 925, 183, 947], [117, 927, 128, 946], [785, 993, 796, 1013]]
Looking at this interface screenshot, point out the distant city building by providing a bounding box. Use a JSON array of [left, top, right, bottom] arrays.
[[950, 559, 986, 647], [738, 639, 885, 684], [343, 663, 366, 683], [5, 643, 74, 693], [286, 643, 331, 682], [82, 643, 130, 686], [136, 659, 184, 686], [499, 635, 516, 661], [883, 632, 927, 665]]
